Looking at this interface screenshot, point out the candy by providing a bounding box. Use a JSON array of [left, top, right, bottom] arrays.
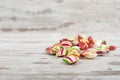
[[45, 34, 116, 65], [67, 49, 80, 57], [72, 46, 80, 51], [62, 55, 79, 65], [78, 42, 88, 50], [109, 45, 116, 51], [87, 36, 94, 48], [80, 49, 97, 59], [67, 46, 80, 52], [94, 44, 109, 56], [46, 47, 55, 55], [95, 40, 102, 46], [95, 44, 109, 53], [96, 50, 107, 56], [60, 39, 73, 47], [72, 36, 79, 46], [56, 48, 67, 57], [52, 43, 62, 52], [78, 35, 89, 43], [88, 36, 94, 44], [95, 40, 106, 47], [78, 36, 95, 50]]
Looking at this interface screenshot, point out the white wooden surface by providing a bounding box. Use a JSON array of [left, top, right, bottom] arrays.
[[0, 0, 120, 79], [0, 32, 120, 80], [0, 0, 120, 32]]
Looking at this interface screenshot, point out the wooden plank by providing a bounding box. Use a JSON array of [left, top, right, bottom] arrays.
[[0, 0, 120, 79], [0, 32, 119, 80], [0, 0, 120, 32]]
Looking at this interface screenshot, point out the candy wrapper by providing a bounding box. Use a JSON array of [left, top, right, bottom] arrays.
[[45, 34, 116, 65]]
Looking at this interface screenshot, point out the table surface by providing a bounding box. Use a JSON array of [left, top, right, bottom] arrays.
[[0, 32, 119, 80], [0, 0, 120, 79]]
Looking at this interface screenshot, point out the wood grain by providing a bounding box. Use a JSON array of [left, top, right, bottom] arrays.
[[0, 32, 119, 80], [0, 0, 120, 79], [0, 0, 120, 32]]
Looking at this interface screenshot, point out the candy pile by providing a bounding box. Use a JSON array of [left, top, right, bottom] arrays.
[[45, 35, 116, 65]]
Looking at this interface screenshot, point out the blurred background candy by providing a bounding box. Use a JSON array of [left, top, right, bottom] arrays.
[[96, 50, 107, 56], [109, 45, 116, 51]]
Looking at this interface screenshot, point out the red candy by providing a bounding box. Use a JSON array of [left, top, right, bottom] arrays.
[[79, 42, 88, 50], [88, 36, 94, 44], [87, 36, 94, 48], [109, 45, 116, 51]]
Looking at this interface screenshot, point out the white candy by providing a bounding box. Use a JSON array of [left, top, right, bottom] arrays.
[[95, 40, 103, 47], [84, 52, 97, 59]]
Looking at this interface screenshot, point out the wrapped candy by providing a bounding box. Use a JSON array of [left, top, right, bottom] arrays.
[[46, 47, 55, 55], [78, 35, 89, 43], [78, 36, 94, 50], [88, 36, 94, 44], [87, 36, 94, 48], [72, 46, 80, 51], [72, 36, 79, 46], [45, 34, 116, 65], [81, 51, 97, 59], [95, 44, 109, 56], [60, 39, 73, 48], [95, 40, 106, 47], [67, 35, 79, 46], [109, 45, 116, 51], [67, 46, 80, 52], [96, 50, 107, 56], [79, 41, 88, 50], [56, 48, 67, 57], [67, 49, 80, 57], [80, 49, 97, 59], [62, 55, 79, 65], [51, 43, 62, 52]]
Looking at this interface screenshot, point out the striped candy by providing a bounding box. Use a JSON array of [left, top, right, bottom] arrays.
[[95, 44, 109, 56], [96, 50, 107, 56], [60, 39, 73, 48], [56, 48, 67, 57], [81, 52, 97, 59], [67, 49, 80, 57], [63, 55, 79, 65], [80, 49, 97, 59], [51, 43, 62, 52], [45, 34, 116, 65], [46, 47, 55, 55]]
